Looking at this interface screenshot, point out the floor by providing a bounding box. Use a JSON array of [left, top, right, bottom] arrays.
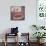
[[0, 42, 46, 46]]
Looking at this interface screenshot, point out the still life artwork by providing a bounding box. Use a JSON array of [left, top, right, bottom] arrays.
[[10, 6, 25, 20]]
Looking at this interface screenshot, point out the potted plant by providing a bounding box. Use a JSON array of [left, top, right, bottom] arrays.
[[33, 32, 46, 43]]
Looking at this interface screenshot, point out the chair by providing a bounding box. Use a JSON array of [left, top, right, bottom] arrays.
[[18, 33, 30, 46], [4, 27, 19, 46]]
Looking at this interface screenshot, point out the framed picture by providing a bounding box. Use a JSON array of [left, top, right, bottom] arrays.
[[10, 6, 25, 20], [37, 0, 46, 17], [36, 0, 46, 26]]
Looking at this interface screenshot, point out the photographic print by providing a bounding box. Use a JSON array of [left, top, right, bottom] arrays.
[[10, 6, 25, 20]]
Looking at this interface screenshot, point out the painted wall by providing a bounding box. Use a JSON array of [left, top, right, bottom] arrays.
[[0, 0, 37, 42]]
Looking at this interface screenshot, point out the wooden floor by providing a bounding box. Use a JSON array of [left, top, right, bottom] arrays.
[[0, 42, 46, 46]]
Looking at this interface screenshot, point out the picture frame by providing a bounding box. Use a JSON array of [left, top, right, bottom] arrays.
[[10, 6, 25, 20]]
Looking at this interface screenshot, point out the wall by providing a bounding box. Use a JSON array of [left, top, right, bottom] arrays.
[[0, 0, 36, 42]]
